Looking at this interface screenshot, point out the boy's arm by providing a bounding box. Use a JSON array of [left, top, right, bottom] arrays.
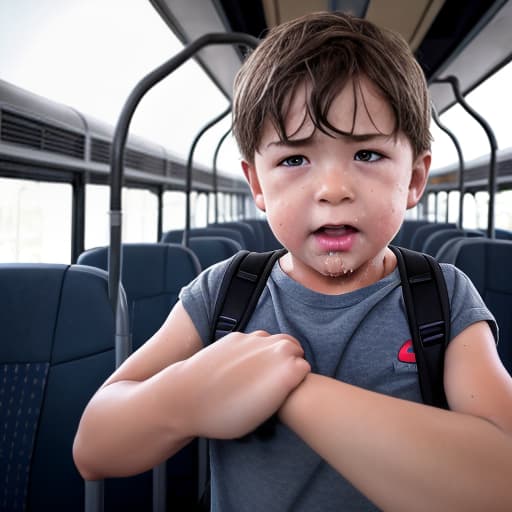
[[279, 321, 512, 512], [73, 302, 310, 480]]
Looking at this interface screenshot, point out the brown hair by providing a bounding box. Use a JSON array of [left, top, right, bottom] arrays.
[[232, 11, 431, 162]]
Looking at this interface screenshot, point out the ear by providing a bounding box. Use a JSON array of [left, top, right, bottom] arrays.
[[407, 151, 431, 209], [242, 160, 266, 211]]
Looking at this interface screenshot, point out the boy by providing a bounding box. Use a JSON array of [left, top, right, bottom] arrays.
[[73, 12, 512, 511]]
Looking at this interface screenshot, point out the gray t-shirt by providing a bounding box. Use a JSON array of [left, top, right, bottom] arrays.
[[179, 255, 497, 512]]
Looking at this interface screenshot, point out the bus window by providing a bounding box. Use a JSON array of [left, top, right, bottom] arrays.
[[496, 190, 512, 231], [86, 184, 158, 249], [193, 192, 208, 228], [474, 191, 489, 230], [163, 190, 186, 232], [123, 188, 158, 242], [447, 191, 460, 224], [462, 192, 477, 229], [427, 193, 436, 222], [85, 184, 109, 249], [0, 178, 72, 263]]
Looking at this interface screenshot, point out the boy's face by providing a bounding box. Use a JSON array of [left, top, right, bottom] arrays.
[[242, 77, 430, 292]]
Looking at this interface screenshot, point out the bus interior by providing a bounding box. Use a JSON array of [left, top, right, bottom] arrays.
[[1, 0, 512, 510]]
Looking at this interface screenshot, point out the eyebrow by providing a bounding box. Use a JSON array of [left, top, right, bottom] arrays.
[[265, 132, 391, 148]]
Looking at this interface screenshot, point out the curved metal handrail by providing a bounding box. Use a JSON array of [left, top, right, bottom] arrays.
[[212, 127, 233, 223], [183, 105, 231, 247], [431, 104, 465, 228], [433, 76, 498, 238], [109, 31, 259, 311]]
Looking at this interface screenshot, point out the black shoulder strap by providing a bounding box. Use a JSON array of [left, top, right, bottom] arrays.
[[390, 245, 450, 409], [210, 248, 287, 342]]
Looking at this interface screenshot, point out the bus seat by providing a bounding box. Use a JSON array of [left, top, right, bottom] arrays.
[[245, 219, 283, 251], [77, 243, 200, 351], [392, 220, 431, 248], [77, 243, 201, 510], [409, 222, 456, 251], [422, 228, 484, 256], [161, 227, 245, 249], [495, 228, 512, 240], [0, 264, 118, 512], [209, 221, 260, 251], [188, 236, 242, 269], [438, 238, 512, 375], [241, 219, 266, 251]]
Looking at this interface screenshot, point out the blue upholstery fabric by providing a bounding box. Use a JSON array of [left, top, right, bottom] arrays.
[[244, 219, 282, 251], [495, 228, 512, 240], [391, 220, 431, 248], [437, 238, 512, 374], [409, 222, 456, 251], [422, 228, 484, 256], [78, 243, 201, 350], [77, 243, 201, 510], [240, 219, 265, 251], [161, 227, 245, 249], [0, 264, 117, 511], [1, 362, 49, 512], [209, 222, 259, 251], [188, 236, 242, 269]]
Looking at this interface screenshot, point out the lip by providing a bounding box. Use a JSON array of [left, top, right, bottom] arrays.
[[313, 224, 358, 252]]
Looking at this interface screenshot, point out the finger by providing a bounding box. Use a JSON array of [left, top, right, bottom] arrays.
[[268, 334, 304, 355]]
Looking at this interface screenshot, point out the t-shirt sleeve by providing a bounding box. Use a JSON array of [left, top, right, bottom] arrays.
[[441, 263, 498, 343], [179, 256, 234, 347]]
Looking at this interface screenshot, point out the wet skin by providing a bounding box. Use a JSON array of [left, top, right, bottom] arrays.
[[242, 77, 430, 295]]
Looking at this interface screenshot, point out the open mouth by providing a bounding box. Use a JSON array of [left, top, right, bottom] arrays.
[[314, 225, 358, 252], [315, 225, 358, 236]]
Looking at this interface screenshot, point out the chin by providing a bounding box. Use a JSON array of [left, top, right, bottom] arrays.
[[319, 252, 356, 277]]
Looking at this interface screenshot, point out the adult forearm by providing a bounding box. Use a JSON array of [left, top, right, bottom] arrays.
[[279, 373, 512, 512], [73, 361, 194, 480]]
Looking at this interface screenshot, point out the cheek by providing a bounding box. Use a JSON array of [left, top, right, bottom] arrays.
[[371, 182, 409, 235]]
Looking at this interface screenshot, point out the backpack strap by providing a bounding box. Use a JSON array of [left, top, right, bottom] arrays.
[[390, 245, 450, 409], [199, 248, 287, 510], [210, 248, 287, 342]]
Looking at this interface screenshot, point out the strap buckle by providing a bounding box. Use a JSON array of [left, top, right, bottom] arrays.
[[419, 320, 445, 347]]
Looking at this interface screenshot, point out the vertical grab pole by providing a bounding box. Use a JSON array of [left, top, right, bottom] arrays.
[[183, 106, 231, 247], [433, 76, 498, 238], [212, 128, 232, 224], [431, 104, 465, 228], [103, 32, 259, 512]]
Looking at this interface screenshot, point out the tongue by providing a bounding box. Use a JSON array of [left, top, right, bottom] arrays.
[[322, 226, 356, 237]]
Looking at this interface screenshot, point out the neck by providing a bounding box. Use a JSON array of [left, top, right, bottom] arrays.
[[280, 248, 397, 295]]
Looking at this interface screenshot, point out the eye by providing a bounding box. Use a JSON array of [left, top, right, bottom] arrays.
[[279, 155, 308, 167], [354, 150, 383, 162]]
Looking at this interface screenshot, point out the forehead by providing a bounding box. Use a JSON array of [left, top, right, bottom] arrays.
[[260, 76, 396, 146]]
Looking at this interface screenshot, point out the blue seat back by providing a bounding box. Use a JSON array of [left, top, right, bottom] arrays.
[[209, 222, 259, 251], [392, 220, 431, 248], [0, 264, 117, 511], [188, 236, 242, 269], [161, 227, 245, 248], [241, 219, 266, 251], [495, 228, 512, 240], [438, 238, 512, 374], [77, 243, 201, 510], [78, 244, 201, 350], [244, 219, 282, 251], [423, 228, 484, 256], [409, 222, 456, 251]]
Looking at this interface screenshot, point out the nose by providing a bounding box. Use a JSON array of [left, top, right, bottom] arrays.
[[314, 166, 355, 204]]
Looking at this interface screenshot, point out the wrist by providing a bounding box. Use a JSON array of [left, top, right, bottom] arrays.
[[278, 372, 319, 424]]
